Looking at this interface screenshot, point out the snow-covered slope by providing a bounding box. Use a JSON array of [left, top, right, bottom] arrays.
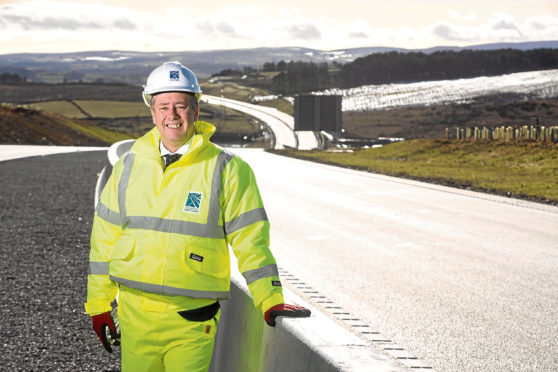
[[320, 69, 558, 111]]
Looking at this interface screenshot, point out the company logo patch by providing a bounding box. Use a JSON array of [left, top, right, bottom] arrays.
[[189, 253, 204, 262], [169, 70, 180, 80], [272, 280, 282, 287], [184, 192, 202, 213]]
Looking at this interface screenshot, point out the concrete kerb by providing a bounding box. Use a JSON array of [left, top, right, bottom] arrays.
[[0, 145, 108, 162], [210, 264, 409, 372]]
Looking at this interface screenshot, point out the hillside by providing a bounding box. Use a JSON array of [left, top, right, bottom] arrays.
[[343, 96, 558, 139], [0, 82, 140, 103], [0, 105, 128, 146], [0, 41, 556, 85]]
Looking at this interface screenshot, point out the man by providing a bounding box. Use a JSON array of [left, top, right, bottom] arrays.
[[85, 61, 310, 371]]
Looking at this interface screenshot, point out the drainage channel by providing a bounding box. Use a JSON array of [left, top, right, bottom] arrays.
[[278, 266, 433, 370]]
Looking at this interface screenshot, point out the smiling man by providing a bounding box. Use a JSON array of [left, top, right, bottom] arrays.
[[151, 91, 198, 152], [84, 61, 310, 372]]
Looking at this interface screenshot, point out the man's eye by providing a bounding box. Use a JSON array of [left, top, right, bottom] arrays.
[[176, 105, 187, 110]]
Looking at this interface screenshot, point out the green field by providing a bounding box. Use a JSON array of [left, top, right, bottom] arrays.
[[75, 100, 150, 118], [29, 100, 148, 118], [272, 139, 558, 204], [30, 101, 87, 118]]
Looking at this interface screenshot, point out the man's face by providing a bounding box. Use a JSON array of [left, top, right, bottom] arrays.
[[150, 91, 199, 152]]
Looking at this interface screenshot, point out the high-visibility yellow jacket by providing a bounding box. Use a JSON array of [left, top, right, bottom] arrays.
[[85, 121, 284, 315]]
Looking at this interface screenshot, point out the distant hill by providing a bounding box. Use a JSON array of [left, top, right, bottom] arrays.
[[0, 41, 556, 85]]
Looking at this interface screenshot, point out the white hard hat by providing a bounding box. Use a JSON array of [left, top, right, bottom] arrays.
[[142, 61, 202, 107]]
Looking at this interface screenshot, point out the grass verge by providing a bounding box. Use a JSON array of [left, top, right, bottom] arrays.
[[270, 139, 558, 205]]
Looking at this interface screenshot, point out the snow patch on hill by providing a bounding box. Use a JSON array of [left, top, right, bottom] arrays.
[[319, 69, 558, 111]]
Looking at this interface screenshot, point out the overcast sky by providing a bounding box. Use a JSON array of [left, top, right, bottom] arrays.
[[0, 0, 557, 54]]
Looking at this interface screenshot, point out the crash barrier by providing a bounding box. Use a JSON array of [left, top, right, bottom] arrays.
[[446, 125, 558, 143], [99, 140, 408, 372], [208, 269, 408, 372]]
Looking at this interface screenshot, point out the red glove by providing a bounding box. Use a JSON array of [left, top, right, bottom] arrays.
[[91, 311, 120, 353], [264, 303, 311, 327]]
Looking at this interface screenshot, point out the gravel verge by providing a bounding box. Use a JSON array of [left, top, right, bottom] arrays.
[[0, 151, 120, 371]]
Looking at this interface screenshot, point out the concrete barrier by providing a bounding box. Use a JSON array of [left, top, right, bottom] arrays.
[[209, 266, 408, 372], [99, 140, 408, 372]]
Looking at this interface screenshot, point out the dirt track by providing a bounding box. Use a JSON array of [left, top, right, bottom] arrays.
[[0, 151, 121, 371]]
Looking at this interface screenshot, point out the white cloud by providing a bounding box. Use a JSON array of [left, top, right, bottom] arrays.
[[431, 22, 479, 42], [489, 13, 523, 38], [448, 10, 478, 22], [113, 18, 137, 31], [428, 13, 558, 45], [196, 21, 239, 37], [348, 31, 370, 39], [0, 1, 146, 31], [344, 20, 373, 41], [524, 15, 558, 39], [0, 1, 556, 53], [286, 23, 321, 40]]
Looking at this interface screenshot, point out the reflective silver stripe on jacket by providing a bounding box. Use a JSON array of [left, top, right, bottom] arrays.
[[225, 208, 268, 234], [88, 261, 109, 275], [98, 149, 266, 236], [242, 264, 279, 285], [127, 216, 226, 239], [111, 276, 230, 299], [118, 153, 135, 226], [207, 150, 234, 226], [96, 202, 120, 226]]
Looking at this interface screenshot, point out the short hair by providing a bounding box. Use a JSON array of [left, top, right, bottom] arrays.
[[150, 92, 198, 110]]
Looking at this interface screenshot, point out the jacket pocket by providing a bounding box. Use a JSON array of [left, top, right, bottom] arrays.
[[108, 234, 136, 261], [183, 248, 228, 279], [178, 301, 220, 322]]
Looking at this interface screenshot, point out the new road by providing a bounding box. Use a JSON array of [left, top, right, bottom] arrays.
[[232, 148, 558, 372], [203, 94, 319, 150]]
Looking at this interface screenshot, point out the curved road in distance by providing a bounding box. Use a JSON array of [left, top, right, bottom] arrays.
[[203, 94, 319, 150], [232, 148, 558, 372]]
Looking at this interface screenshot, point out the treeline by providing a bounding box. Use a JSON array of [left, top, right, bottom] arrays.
[[0, 73, 25, 83], [267, 61, 333, 94], [212, 61, 337, 94], [340, 48, 558, 88], [214, 48, 558, 95]]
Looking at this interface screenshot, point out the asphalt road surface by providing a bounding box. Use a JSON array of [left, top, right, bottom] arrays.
[[232, 148, 558, 372]]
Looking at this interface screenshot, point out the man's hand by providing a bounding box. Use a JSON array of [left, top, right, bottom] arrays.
[[91, 311, 119, 353], [264, 303, 311, 327]]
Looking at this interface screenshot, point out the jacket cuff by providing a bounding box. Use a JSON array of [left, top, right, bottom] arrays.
[[84, 299, 112, 315], [261, 292, 284, 314]]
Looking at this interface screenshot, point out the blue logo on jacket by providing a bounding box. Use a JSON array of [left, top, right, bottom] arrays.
[[184, 192, 202, 213]]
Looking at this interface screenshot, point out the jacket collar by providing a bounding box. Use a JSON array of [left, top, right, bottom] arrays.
[[131, 121, 216, 161]]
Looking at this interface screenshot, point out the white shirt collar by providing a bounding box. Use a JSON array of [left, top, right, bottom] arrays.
[[160, 136, 194, 156]]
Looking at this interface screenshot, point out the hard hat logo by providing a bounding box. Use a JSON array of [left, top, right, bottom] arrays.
[[142, 61, 202, 107]]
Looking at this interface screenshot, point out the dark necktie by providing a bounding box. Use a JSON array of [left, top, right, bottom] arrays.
[[162, 153, 181, 170]]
